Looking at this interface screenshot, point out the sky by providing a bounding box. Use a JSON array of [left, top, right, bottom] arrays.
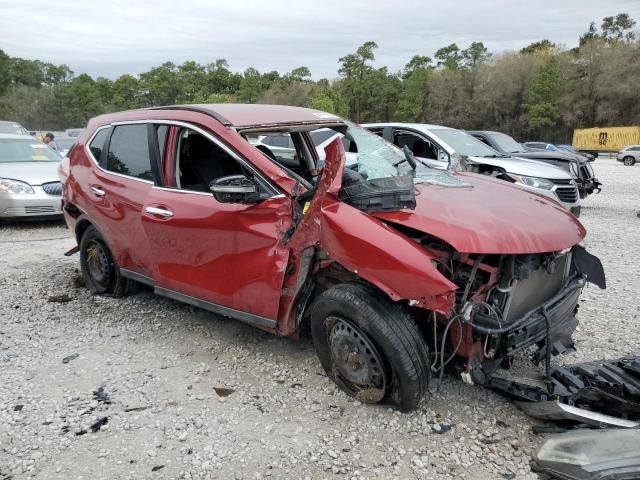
[[1, 0, 639, 80]]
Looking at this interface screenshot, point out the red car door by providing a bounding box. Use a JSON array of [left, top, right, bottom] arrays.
[[141, 124, 292, 328], [82, 123, 157, 278]]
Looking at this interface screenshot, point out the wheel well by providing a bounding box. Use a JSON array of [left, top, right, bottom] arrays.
[[75, 219, 93, 244]]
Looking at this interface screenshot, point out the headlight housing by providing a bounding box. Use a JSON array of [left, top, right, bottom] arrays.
[[508, 174, 554, 190], [0, 178, 35, 194]]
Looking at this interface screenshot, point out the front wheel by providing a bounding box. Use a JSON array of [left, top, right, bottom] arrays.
[[623, 156, 636, 166], [310, 283, 430, 412], [79, 225, 127, 297]]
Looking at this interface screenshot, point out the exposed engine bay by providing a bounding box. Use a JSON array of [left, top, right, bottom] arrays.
[[387, 225, 640, 422]]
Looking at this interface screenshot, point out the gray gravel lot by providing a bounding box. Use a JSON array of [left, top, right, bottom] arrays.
[[1, 157, 638, 480]]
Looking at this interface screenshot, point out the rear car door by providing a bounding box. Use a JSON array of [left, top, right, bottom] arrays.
[[84, 123, 158, 278], [141, 123, 292, 327]]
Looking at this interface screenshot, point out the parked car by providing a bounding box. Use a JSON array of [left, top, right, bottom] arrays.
[[523, 141, 594, 162], [54, 136, 77, 157], [468, 131, 601, 199], [0, 121, 30, 136], [616, 145, 640, 166], [555, 144, 595, 161], [365, 123, 581, 216], [60, 104, 604, 412], [0, 133, 63, 218], [65, 128, 84, 138]]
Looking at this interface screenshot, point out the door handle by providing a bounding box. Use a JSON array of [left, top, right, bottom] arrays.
[[145, 206, 174, 218], [90, 185, 106, 197]]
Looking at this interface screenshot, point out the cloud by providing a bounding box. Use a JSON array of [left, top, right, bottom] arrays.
[[1, 0, 639, 79]]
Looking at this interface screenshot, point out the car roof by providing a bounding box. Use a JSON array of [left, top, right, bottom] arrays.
[[93, 104, 345, 129], [466, 130, 503, 135], [0, 133, 35, 140], [364, 122, 448, 130], [0, 120, 24, 125]]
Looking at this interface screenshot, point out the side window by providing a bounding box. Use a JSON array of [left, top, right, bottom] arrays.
[[394, 131, 437, 159], [89, 128, 110, 162], [106, 124, 153, 181], [175, 128, 247, 192], [310, 129, 335, 146], [263, 134, 291, 148]]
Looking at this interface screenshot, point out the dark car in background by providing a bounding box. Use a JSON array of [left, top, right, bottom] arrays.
[[469, 131, 601, 199], [523, 142, 594, 162], [556, 144, 595, 161]]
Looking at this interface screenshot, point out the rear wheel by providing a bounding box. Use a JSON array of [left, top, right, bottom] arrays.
[[79, 225, 127, 297], [623, 156, 636, 166], [310, 283, 430, 411]]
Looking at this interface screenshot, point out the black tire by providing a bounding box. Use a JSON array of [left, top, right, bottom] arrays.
[[310, 283, 430, 412], [623, 156, 636, 166], [79, 225, 127, 297]]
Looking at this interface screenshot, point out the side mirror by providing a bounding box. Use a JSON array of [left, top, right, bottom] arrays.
[[209, 175, 261, 204]]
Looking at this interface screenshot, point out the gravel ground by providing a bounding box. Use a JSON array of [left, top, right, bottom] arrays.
[[1, 157, 638, 480]]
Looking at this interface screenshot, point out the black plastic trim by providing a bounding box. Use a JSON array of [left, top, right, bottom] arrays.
[[154, 286, 277, 330], [119, 268, 154, 286], [148, 105, 232, 126]]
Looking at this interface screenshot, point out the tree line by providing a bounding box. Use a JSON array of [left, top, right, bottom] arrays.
[[0, 12, 637, 143]]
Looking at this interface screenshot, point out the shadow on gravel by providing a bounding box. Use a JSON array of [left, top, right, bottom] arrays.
[[0, 217, 67, 229]]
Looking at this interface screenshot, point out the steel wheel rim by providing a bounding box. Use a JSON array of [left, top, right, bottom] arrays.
[[327, 316, 387, 402], [86, 240, 111, 290]]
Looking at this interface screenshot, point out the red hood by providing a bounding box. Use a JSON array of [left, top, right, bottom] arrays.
[[372, 173, 586, 254]]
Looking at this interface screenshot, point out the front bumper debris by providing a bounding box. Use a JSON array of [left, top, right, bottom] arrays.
[[489, 357, 640, 425], [516, 401, 639, 428], [532, 428, 640, 480]]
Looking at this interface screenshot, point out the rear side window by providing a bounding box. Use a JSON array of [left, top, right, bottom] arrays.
[[106, 125, 153, 181], [263, 135, 291, 148], [310, 130, 335, 146], [89, 128, 110, 161]]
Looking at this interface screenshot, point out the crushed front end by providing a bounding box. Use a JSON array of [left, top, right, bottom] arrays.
[[428, 242, 640, 422]]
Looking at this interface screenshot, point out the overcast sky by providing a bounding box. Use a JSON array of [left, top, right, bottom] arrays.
[[1, 0, 639, 79]]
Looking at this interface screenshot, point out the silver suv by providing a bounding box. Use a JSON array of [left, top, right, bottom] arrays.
[[364, 123, 581, 216], [616, 145, 640, 166]]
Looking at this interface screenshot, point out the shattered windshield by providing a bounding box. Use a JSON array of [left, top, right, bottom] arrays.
[[330, 123, 469, 187], [489, 132, 526, 153]]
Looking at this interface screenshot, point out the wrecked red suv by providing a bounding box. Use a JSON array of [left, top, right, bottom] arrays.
[[59, 104, 606, 412]]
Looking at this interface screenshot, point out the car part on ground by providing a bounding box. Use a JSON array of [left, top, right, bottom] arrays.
[[532, 428, 640, 480], [61, 104, 619, 414], [488, 357, 640, 424], [364, 123, 582, 215], [516, 401, 639, 428], [468, 131, 602, 199]]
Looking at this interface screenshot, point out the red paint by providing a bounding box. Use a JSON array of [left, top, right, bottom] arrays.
[[373, 173, 585, 254]]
